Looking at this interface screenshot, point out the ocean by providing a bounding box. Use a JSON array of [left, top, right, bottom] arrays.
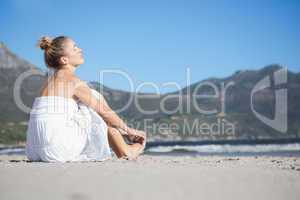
[[145, 138, 300, 157], [1, 138, 300, 157]]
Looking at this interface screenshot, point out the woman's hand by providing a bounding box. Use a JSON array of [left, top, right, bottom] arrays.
[[126, 128, 147, 145]]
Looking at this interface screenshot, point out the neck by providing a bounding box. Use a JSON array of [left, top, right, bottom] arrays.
[[59, 64, 76, 74]]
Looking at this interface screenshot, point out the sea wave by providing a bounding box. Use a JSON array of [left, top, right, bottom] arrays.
[[1, 143, 300, 156], [0, 148, 25, 155], [147, 143, 300, 154]]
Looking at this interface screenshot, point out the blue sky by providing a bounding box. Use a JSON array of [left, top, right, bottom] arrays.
[[1, 0, 299, 93]]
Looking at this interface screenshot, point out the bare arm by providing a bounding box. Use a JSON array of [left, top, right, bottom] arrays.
[[72, 78, 135, 135]]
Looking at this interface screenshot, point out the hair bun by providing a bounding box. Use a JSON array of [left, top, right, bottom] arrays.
[[37, 36, 52, 50]]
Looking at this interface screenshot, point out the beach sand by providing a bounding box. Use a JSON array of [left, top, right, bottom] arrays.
[[0, 155, 300, 200]]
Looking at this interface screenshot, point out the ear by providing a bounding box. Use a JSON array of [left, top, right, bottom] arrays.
[[60, 56, 69, 65]]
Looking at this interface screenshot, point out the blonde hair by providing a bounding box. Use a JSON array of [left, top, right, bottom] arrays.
[[37, 36, 69, 69]]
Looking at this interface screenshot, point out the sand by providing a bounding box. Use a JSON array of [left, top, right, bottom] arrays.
[[0, 155, 300, 200]]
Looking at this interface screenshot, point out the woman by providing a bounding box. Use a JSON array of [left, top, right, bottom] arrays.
[[25, 36, 146, 162]]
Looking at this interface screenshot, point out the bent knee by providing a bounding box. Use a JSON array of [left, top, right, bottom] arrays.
[[107, 127, 122, 137]]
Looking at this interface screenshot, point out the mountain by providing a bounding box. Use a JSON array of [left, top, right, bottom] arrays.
[[0, 42, 46, 122], [0, 42, 299, 144], [168, 65, 300, 139]]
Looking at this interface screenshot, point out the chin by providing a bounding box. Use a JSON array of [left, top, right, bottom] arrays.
[[78, 59, 84, 65], [74, 61, 84, 67], [80, 57, 84, 63]]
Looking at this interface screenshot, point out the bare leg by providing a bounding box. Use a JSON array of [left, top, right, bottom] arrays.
[[107, 126, 145, 160]]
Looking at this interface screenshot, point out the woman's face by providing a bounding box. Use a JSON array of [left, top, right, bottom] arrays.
[[61, 38, 84, 67]]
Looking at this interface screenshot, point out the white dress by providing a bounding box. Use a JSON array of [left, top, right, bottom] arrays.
[[25, 89, 112, 162]]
